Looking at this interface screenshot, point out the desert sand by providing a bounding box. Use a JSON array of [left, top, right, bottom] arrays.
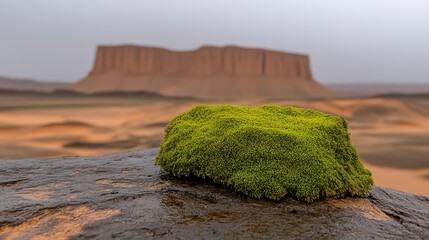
[[0, 76, 68, 92], [0, 92, 428, 196]]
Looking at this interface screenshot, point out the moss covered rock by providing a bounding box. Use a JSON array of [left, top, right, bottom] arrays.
[[156, 104, 373, 202]]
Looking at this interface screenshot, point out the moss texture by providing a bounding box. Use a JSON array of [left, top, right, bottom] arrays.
[[156, 104, 373, 202]]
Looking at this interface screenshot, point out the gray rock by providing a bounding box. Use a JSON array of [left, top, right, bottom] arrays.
[[0, 148, 428, 239]]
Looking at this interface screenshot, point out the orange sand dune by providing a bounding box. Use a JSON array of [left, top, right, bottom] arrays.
[[364, 163, 429, 196], [0, 93, 428, 196]]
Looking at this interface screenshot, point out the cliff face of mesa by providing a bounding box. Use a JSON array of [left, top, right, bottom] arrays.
[[72, 45, 333, 99], [89, 45, 313, 79]]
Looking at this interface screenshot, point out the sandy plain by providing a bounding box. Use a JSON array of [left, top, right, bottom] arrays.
[[0, 92, 428, 196]]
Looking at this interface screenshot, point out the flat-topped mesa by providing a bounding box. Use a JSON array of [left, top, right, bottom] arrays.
[[90, 45, 313, 79], [72, 45, 334, 99]]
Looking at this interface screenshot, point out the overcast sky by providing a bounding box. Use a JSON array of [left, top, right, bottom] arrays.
[[0, 0, 428, 84]]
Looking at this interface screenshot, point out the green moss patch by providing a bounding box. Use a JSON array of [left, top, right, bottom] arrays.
[[156, 104, 373, 202]]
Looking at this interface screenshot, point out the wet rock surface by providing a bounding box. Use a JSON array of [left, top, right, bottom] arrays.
[[0, 148, 428, 239]]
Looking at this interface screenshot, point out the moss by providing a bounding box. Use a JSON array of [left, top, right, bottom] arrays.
[[156, 104, 373, 202]]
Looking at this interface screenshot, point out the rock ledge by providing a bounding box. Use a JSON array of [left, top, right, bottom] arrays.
[[1, 149, 428, 239]]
